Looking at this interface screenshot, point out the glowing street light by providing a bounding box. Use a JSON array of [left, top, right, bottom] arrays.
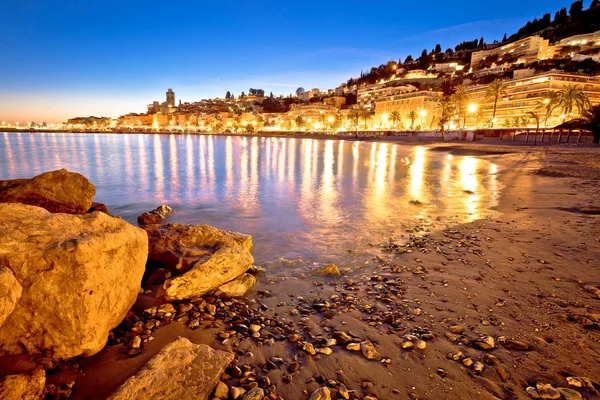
[[468, 103, 478, 114]]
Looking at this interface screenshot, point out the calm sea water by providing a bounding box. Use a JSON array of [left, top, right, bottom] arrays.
[[0, 132, 500, 264]]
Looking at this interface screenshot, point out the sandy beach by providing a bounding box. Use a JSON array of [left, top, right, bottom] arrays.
[[1, 141, 599, 400]]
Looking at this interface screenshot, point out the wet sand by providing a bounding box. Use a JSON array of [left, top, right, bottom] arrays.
[[3, 143, 600, 400]]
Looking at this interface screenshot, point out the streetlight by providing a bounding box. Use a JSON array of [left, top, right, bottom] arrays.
[[468, 104, 479, 128]]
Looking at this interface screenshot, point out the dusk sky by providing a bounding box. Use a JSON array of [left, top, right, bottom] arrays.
[[0, 0, 574, 123]]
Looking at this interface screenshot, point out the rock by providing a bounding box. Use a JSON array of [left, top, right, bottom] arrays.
[[333, 331, 353, 345], [536, 383, 560, 399], [526, 387, 541, 399], [504, 339, 529, 351], [216, 273, 256, 297], [478, 377, 505, 399], [130, 336, 142, 349], [0, 369, 46, 400], [138, 205, 173, 225], [473, 336, 495, 350], [449, 325, 465, 334], [338, 383, 350, 399], [88, 202, 109, 214], [0, 267, 22, 327], [230, 387, 246, 400], [360, 341, 381, 360], [109, 337, 233, 400], [0, 169, 95, 214], [301, 342, 316, 355], [214, 381, 229, 399], [474, 362, 485, 374], [309, 387, 331, 400], [557, 388, 582, 400], [243, 387, 264, 400], [0, 203, 148, 359], [145, 224, 254, 301], [346, 343, 360, 351], [316, 264, 340, 277]]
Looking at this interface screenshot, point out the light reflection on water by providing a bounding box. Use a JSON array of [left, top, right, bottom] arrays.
[[0, 132, 500, 264]]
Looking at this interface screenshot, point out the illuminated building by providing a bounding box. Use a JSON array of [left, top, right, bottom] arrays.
[[374, 91, 444, 130], [464, 71, 600, 127], [166, 88, 175, 107], [357, 83, 418, 110], [471, 36, 551, 67]]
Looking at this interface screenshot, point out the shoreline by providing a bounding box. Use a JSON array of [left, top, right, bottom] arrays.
[[1, 143, 599, 399]]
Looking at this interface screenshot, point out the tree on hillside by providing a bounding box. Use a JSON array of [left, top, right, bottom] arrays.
[[485, 79, 507, 127], [225, 91, 231, 99], [405, 55, 414, 63], [294, 116, 305, 130], [569, 0, 583, 17], [434, 44, 442, 54], [502, 33, 507, 42]]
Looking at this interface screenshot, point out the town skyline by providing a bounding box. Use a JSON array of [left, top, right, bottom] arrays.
[[1, 0, 573, 123]]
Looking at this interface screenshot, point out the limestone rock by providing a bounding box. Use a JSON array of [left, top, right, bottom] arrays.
[[213, 381, 229, 399], [0, 169, 95, 214], [0, 368, 46, 400], [109, 337, 233, 400], [557, 388, 582, 400], [536, 383, 560, 399], [360, 340, 381, 360], [216, 273, 256, 297], [0, 267, 22, 327], [243, 387, 265, 400], [145, 224, 254, 301], [137, 205, 173, 225], [0, 203, 148, 359]]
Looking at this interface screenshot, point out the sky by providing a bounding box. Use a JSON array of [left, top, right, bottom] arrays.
[[0, 0, 577, 123]]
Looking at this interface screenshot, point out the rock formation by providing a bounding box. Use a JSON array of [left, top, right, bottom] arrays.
[[0, 369, 46, 400], [0, 268, 22, 327], [0, 203, 148, 359], [144, 224, 254, 301], [137, 205, 173, 225], [0, 169, 95, 214], [109, 337, 233, 400]]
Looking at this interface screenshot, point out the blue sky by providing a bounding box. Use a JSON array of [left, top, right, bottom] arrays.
[[0, 0, 575, 123]]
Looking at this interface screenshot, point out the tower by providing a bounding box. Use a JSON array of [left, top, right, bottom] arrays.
[[166, 89, 175, 107]]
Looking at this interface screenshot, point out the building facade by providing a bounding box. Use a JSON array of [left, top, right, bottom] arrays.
[[374, 91, 444, 130]]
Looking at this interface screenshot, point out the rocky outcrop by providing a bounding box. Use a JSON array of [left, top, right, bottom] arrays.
[[88, 202, 110, 214], [216, 273, 256, 297], [0, 203, 148, 359], [144, 224, 254, 301], [0, 369, 46, 400], [138, 205, 173, 225], [0, 169, 95, 214], [109, 337, 233, 400], [0, 267, 22, 327]]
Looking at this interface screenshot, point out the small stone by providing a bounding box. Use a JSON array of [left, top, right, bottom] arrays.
[[557, 388, 583, 400], [536, 383, 560, 399], [230, 386, 246, 400], [496, 366, 509, 381], [526, 387, 540, 399], [325, 339, 337, 347], [288, 362, 300, 372], [445, 332, 459, 342], [213, 381, 229, 399], [415, 340, 426, 350], [338, 383, 349, 399], [482, 354, 501, 366], [449, 325, 465, 334], [288, 333, 302, 343], [317, 347, 332, 355], [309, 387, 332, 400], [401, 341, 414, 350], [316, 264, 340, 277], [360, 341, 381, 360], [462, 358, 474, 367], [243, 387, 265, 400], [473, 362, 484, 374], [131, 336, 141, 349], [504, 339, 529, 351], [473, 336, 495, 350], [249, 324, 261, 333], [334, 331, 352, 345], [436, 368, 447, 377], [301, 342, 317, 355], [346, 343, 360, 351]]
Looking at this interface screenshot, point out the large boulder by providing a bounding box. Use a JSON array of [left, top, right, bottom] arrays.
[[0, 267, 22, 327], [0, 203, 148, 359], [0, 169, 96, 214], [138, 205, 173, 225], [109, 337, 234, 400], [145, 224, 254, 301], [0, 369, 46, 400], [216, 273, 256, 297]]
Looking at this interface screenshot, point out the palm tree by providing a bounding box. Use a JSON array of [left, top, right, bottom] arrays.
[[408, 111, 417, 130], [347, 110, 360, 134], [295, 116, 305, 130], [526, 111, 540, 144], [360, 109, 374, 129], [552, 84, 591, 123], [485, 79, 507, 127], [390, 111, 401, 129], [450, 85, 470, 128], [535, 92, 558, 127], [436, 98, 454, 140]]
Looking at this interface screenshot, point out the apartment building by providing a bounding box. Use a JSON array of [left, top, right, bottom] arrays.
[[357, 83, 418, 109], [374, 91, 444, 130], [471, 36, 551, 66], [465, 71, 600, 127]]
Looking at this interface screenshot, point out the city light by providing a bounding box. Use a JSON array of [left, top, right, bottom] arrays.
[[468, 104, 478, 113]]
